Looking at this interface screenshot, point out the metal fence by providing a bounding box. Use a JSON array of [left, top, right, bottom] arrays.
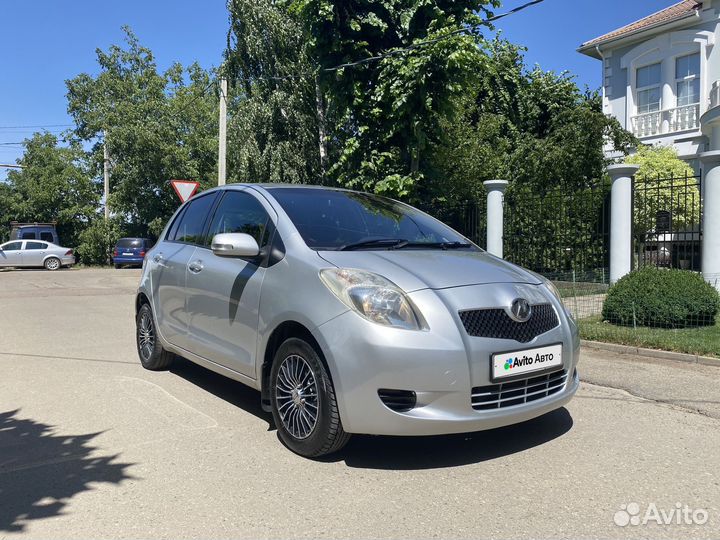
[[632, 173, 702, 271], [420, 200, 487, 249], [503, 182, 611, 279]]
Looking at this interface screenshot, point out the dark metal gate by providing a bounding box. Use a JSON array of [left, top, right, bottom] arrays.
[[632, 173, 702, 271]]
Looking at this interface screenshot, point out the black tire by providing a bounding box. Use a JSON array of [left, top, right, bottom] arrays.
[[114, 264, 122, 269], [44, 257, 61, 271], [136, 303, 174, 370], [270, 337, 350, 457]]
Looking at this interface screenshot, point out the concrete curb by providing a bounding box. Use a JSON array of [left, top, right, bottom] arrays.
[[581, 340, 719, 368]]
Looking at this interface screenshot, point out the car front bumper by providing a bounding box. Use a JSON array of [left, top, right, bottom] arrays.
[[312, 284, 580, 436]]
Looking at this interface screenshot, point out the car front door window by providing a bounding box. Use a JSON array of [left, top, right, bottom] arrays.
[[0, 242, 24, 267], [185, 190, 275, 377]]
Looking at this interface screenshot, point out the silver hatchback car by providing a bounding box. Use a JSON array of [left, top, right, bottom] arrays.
[[136, 185, 579, 457]]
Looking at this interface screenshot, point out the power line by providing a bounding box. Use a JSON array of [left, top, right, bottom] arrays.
[[252, 0, 545, 82], [0, 124, 73, 129]]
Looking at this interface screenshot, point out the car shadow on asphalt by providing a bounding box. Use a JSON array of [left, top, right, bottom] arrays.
[[328, 408, 574, 470], [0, 410, 135, 533], [169, 357, 276, 429], [169, 357, 574, 468]]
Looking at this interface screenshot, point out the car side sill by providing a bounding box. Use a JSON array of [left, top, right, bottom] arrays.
[[163, 342, 260, 390]]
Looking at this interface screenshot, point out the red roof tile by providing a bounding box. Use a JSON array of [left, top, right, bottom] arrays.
[[581, 0, 702, 49]]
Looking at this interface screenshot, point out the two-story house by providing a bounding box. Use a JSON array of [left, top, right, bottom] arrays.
[[579, 0, 720, 172]]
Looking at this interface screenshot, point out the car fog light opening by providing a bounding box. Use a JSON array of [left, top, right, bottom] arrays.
[[378, 389, 417, 412], [320, 268, 426, 330]]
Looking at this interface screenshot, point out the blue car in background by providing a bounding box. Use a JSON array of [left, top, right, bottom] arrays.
[[112, 238, 153, 268]]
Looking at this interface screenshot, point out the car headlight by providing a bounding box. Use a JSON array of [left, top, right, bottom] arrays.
[[319, 268, 426, 330], [543, 280, 575, 321]]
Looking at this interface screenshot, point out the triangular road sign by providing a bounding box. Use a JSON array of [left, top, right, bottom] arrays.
[[170, 180, 200, 203]]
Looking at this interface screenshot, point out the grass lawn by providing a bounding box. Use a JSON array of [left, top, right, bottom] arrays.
[[579, 316, 720, 359]]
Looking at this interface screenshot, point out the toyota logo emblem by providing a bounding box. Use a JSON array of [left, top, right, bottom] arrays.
[[509, 298, 532, 323]]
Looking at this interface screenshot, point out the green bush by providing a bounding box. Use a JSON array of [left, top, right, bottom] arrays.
[[602, 268, 720, 328], [76, 218, 123, 266]]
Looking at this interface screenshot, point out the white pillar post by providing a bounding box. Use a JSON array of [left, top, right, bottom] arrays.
[[607, 164, 640, 283], [483, 179, 508, 258], [700, 151, 720, 290]]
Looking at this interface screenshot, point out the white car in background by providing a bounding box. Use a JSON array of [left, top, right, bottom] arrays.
[[0, 240, 75, 270]]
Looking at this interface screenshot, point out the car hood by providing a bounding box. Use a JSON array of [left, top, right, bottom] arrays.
[[317, 250, 542, 292]]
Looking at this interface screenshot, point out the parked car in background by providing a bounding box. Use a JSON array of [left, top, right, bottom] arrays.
[[0, 240, 75, 270], [113, 238, 153, 268], [135, 185, 580, 457], [10, 222, 59, 245]]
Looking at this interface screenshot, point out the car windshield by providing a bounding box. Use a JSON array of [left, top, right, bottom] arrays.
[[269, 188, 476, 251], [117, 238, 142, 248]]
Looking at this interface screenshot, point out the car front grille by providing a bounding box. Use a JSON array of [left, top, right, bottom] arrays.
[[459, 304, 559, 343], [471, 369, 569, 411]]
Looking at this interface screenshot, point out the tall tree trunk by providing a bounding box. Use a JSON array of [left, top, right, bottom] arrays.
[[315, 78, 328, 182]]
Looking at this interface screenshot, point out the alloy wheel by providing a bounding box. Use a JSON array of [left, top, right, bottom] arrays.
[[275, 354, 319, 440], [138, 310, 155, 361]]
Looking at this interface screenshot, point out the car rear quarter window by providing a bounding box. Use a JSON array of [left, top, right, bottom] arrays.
[[40, 232, 54, 242], [25, 242, 47, 250], [171, 193, 218, 245], [205, 191, 271, 247]]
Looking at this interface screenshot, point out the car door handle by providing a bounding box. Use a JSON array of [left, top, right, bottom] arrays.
[[153, 254, 163, 263], [188, 260, 204, 274]]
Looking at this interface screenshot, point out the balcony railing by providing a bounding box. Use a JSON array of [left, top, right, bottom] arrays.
[[631, 104, 700, 138], [711, 81, 720, 110]]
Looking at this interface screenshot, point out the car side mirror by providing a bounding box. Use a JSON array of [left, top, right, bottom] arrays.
[[211, 233, 260, 258]]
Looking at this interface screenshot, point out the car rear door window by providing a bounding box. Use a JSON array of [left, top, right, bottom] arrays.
[[21, 232, 36, 239], [172, 193, 219, 245], [205, 191, 271, 247], [25, 242, 47, 250]]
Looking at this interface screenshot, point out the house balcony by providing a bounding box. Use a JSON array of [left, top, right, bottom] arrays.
[[631, 104, 700, 138], [711, 81, 720, 110]]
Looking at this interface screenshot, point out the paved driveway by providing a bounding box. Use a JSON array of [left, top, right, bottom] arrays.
[[1, 268, 719, 539]]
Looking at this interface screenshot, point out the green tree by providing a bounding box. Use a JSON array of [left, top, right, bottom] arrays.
[[66, 28, 218, 236], [225, 0, 322, 185], [626, 145, 699, 234], [1, 133, 98, 247], [289, 0, 500, 197]]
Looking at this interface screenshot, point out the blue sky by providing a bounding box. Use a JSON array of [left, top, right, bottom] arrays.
[[0, 0, 677, 177]]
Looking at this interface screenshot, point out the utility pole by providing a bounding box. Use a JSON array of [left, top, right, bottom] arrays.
[[217, 77, 228, 186], [103, 131, 110, 220]]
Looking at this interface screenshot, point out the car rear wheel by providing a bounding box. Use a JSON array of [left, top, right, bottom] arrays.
[[44, 257, 60, 271], [270, 337, 350, 457], [136, 303, 174, 370]]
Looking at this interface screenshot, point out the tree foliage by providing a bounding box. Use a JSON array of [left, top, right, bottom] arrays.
[[66, 27, 218, 236], [0, 133, 98, 246]]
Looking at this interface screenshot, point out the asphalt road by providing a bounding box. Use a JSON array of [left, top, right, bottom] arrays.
[[1, 268, 719, 539]]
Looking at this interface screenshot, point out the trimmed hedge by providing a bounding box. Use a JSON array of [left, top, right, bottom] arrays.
[[602, 268, 720, 328]]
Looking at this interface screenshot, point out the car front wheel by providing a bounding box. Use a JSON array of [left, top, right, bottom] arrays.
[[270, 337, 350, 457], [136, 303, 174, 370]]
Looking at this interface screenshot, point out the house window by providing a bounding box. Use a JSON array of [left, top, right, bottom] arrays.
[[636, 63, 661, 114], [675, 53, 700, 107]]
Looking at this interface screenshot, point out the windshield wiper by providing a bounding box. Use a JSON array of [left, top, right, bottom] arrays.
[[338, 238, 409, 251], [394, 241, 472, 250]]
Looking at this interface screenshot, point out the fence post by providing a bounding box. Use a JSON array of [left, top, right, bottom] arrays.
[[607, 163, 640, 283], [483, 179, 509, 258], [700, 151, 720, 290]]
